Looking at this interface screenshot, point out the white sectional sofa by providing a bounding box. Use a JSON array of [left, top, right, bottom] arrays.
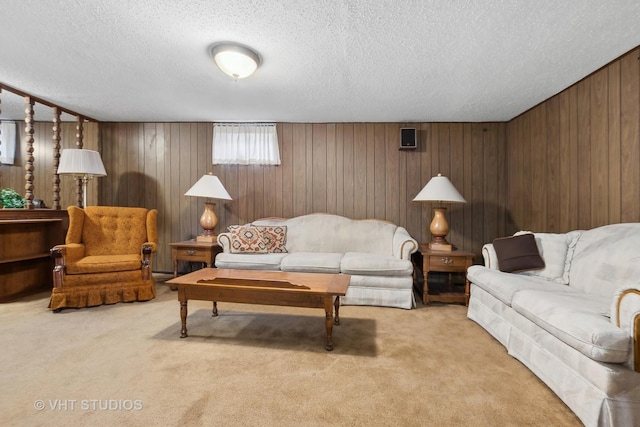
[[215, 213, 418, 309], [467, 223, 640, 427]]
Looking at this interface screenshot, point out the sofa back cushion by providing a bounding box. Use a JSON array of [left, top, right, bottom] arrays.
[[513, 230, 582, 284], [569, 223, 640, 298], [252, 213, 397, 255], [79, 206, 150, 256]]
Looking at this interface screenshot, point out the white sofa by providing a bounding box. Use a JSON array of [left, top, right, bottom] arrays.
[[215, 213, 418, 309], [467, 223, 640, 427]]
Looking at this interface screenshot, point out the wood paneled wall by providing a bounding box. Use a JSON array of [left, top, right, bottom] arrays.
[[506, 48, 640, 232], [0, 122, 99, 208], [99, 122, 508, 272], [10, 48, 639, 274]]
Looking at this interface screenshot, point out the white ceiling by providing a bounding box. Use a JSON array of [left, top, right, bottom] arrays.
[[1, 1, 639, 123]]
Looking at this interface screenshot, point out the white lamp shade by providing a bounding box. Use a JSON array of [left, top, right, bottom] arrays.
[[185, 174, 232, 200], [212, 44, 260, 79], [57, 149, 107, 177], [413, 174, 466, 203]]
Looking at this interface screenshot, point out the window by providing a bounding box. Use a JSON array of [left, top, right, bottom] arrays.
[[0, 121, 17, 165], [212, 123, 280, 165]]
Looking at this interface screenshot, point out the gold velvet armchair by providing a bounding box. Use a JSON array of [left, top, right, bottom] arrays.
[[49, 206, 158, 311]]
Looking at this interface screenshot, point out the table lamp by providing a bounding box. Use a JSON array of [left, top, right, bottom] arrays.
[[57, 148, 107, 208], [413, 173, 466, 251], [185, 173, 232, 242]]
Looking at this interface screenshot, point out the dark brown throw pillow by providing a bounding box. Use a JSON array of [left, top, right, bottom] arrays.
[[492, 233, 545, 273]]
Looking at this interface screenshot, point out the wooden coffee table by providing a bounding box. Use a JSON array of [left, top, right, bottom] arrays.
[[165, 268, 350, 351]]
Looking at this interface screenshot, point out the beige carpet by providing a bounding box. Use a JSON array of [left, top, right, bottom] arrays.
[[0, 274, 581, 426]]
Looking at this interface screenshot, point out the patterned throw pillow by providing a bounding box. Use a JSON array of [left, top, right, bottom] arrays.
[[257, 226, 288, 253], [228, 225, 268, 253]]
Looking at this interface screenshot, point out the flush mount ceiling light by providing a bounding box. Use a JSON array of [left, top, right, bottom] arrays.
[[211, 43, 261, 80]]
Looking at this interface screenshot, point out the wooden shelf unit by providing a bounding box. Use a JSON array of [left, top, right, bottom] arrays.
[[0, 210, 68, 302]]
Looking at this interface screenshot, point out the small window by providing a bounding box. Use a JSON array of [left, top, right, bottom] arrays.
[[212, 123, 280, 165], [0, 121, 17, 165]]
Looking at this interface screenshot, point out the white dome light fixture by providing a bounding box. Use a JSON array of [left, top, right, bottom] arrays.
[[211, 43, 261, 80]]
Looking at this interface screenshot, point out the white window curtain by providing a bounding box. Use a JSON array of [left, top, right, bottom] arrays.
[[212, 123, 280, 165], [0, 121, 17, 165]]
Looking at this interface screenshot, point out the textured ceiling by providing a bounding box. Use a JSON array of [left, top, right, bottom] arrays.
[[1, 1, 639, 123]]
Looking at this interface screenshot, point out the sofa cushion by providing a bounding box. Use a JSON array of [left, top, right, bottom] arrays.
[[66, 254, 142, 274], [253, 214, 398, 255], [514, 231, 581, 284], [511, 289, 630, 363], [256, 225, 287, 253], [341, 252, 413, 276], [492, 234, 545, 273], [215, 253, 287, 270], [228, 225, 268, 253], [280, 252, 343, 274], [467, 265, 582, 306]]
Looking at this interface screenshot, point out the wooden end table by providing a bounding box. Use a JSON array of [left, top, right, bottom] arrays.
[[169, 239, 222, 278], [418, 245, 474, 305]]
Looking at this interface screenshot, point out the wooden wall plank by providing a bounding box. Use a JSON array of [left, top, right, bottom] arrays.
[[470, 124, 484, 252], [366, 123, 376, 218], [530, 104, 547, 231], [495, 121, 507, 237], [353, 123, 367, 217], [576, 79, 592, 229], [385, 123, 400, 224], [292, 124, 306, 217], [342, 123, 354, 218], [325, 123, 337, 214], [590, 68, 609, 227], [305, 124, 313, 213], [449, 123, 465, 249], [567, 85, 580, 232], [373, 123, 385, 220], [545, 96, 561, 232], [312, 123, 327, 213], [462, 123, 474, 250], [482, 123, 499, 247], [607, 60, 621, 224], [620, 48, 640, 223], [557, 90, 572, 231], [335, 124, 344, 216], [280, 123, 293, 218]]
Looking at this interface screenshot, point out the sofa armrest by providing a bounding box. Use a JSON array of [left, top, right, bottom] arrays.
[[142, 241, 157, 253], [141, 244, 153, 280], [52, 243, 85, 263], [217, 233, 232, 253], [611, 284, 640, 372], [50, 243, 85, 289], [482, 243, 500, 270], [393, 227, 418, 260]]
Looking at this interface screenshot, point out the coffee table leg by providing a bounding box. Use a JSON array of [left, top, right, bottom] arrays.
[[324, 298, 334, 351], [212, 301, 218, 317], [334, 296, 341, 325], [180, 300, 188, 338]]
